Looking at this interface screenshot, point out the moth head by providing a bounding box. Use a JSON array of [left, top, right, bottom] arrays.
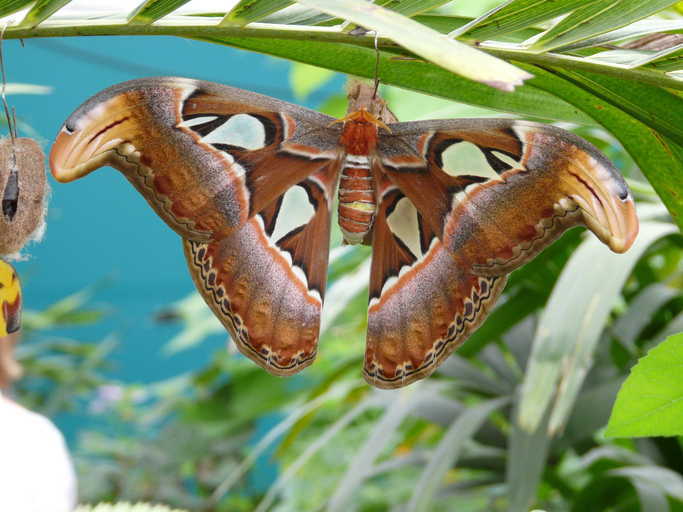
[[50, 93, 140, 183], [560, 149, 639, 253]]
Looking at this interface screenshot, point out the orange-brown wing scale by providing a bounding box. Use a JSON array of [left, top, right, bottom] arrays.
[[50, 77, 340, 241], [365, 119, 638, 388], [365, 171, 507, 388], [184, 165, 337, 374], [378, 119, 638, 274]]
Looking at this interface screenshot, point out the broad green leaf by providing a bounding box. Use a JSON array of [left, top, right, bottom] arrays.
[[328, 389, 418, 511], [296, 0, 532, 91], [222, 0, 294, 26], [128, 0, 192, 24], [18, 0, 72, 28], [606, 333, 683, 437], [530, 0, 680, 52], [407, 397, 509, 512], [454, 0, 588, 40], [0, 0, 33, 18], [518, 221, 678, 435], [200, 35, 594, 123], [289, 62, 336, 100]]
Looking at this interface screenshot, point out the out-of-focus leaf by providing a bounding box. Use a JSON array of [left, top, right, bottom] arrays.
[[256, 397, 375, 512], [211, 381, 357, 502], [437, 355, 511, 395], [327, 389, 417, 511], [290, 62, 336, 100], [18, 0, 72, 28], [611, 465, 683, 500], [519, 221, 678, 435], [74, 503, 189, 512], [296, 0, 532, 91], [407, 397, 509, 512], [222, 0, 294, 26], [612, 283, 679, 352], [128, 0, 192, 24], [606, 333, 683, 437], [4, 83, 52, 95], [530, 0, 680, 52], [507, 412, 552, 512], [630, 479, 670, 512]]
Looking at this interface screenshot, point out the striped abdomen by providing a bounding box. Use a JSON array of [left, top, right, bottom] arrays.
[[338, 155, 376, 244]]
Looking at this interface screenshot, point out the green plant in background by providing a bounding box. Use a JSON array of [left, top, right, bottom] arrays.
[[4, 0, 683, 511]]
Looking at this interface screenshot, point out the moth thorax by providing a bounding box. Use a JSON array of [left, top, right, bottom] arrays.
[[337, 156, 376, 245]]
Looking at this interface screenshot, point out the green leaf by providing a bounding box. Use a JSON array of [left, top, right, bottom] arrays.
[[128, 0, 193, 24], [222, 0, 294, 26], [518, 221, 678, 435], [296, 0, 532, 91], [289, 62, 337, 100], [407, 397, 509, 512], [0, 0, 34, 18], [327, 389, 418, 511], [525, 65, 683, 231], [455, 0, 588, 40], [19, 0, 72, 28], [606, 332, 683, 437], [200, 36, 594, 123], [530, 0, 680, 52], [378, 0, 452, 16]]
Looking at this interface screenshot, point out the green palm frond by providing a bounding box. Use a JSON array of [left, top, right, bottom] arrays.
[[3, 0, 683, 229]]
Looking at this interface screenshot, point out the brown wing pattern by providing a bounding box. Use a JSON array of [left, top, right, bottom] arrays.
[[184, 164, 338, 375], [366, 119, 638, 387], [365, 170, 507, 388], [50, 77, 340, 241], [377, 119, 638, 276]]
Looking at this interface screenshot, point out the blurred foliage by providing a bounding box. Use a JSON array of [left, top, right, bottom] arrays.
[[9, 1, 683, 511]]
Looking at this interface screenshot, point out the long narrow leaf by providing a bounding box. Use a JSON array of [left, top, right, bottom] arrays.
[[0, 0, 33, 18], [222, 0, 294, 26], [518, 221, 678, 435], [256, 397, 375, 512], [128, 0, 193, 24], [19, 0, 72, 28], [201, 35, 594, 123], [407, 397, 509, 512], [530, 0, 679, 52], [327, 389, 417, 511], [454, 0, 588, 40], [296, 0, 532, 91]]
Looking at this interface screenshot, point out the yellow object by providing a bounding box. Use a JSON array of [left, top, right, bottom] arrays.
[[0, 260, 21, 336]]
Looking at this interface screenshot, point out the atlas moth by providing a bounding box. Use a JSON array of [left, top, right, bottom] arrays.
[[49, 77, 638, 389]]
